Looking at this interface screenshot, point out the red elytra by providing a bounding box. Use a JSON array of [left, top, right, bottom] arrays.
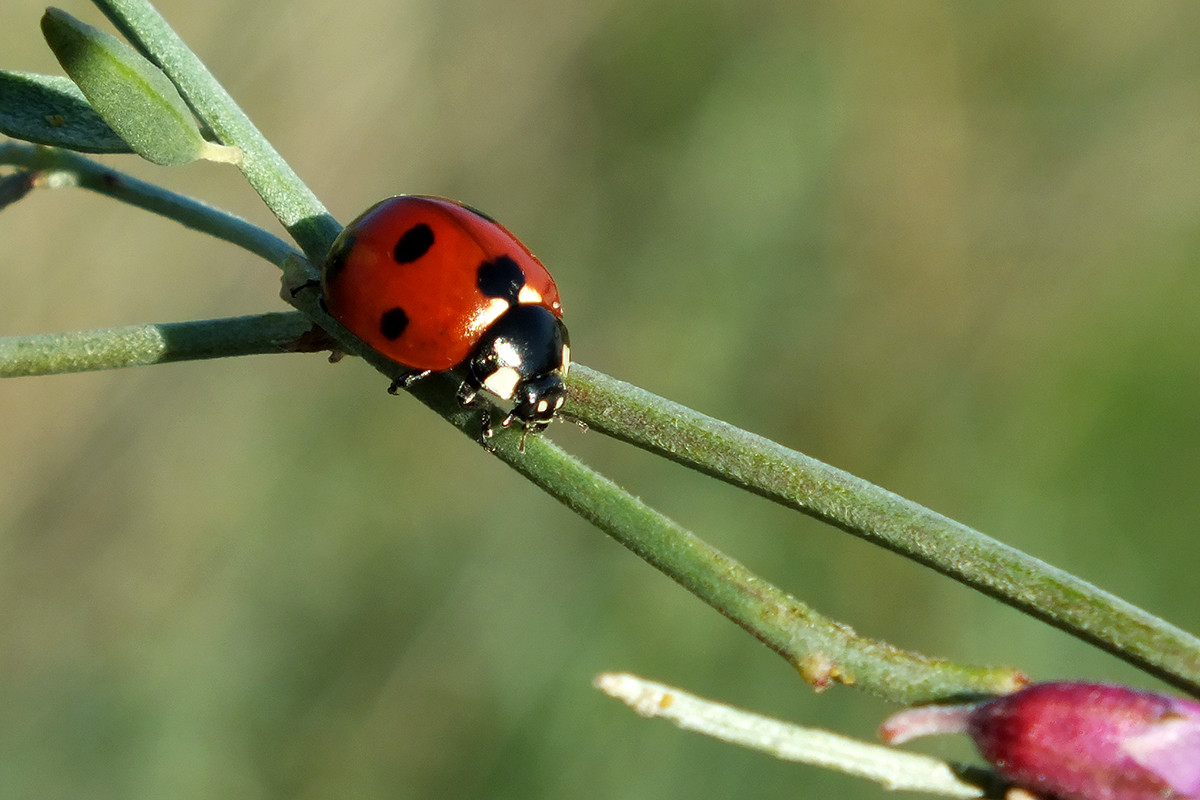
[[321, 195, 562, 371], [320, 195, 570, 432]]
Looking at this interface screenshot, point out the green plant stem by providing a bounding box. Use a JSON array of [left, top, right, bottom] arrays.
[[0, 313, 311, 376], [280, 275, 1022, 704], [496, 420, 1024, 704], [0, 141, 299, 266], [89, 0, 341, 262], [565, 366, 1200, 696]]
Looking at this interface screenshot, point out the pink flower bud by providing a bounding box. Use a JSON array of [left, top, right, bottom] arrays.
[[880, 682, 1200, 800]]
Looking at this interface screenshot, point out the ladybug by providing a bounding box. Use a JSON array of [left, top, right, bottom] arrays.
[[321, 195, 570, 433]]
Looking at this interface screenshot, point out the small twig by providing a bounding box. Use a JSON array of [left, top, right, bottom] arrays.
[[569, 368, 1200, 697], [595, 672, 997, 798], [0, 312, 311, 377], [0, 140, 299, 266]]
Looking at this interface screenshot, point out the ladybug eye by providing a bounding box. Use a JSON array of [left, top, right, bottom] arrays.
[[476, 255, 525, 303], [393, 223, 434, 263]]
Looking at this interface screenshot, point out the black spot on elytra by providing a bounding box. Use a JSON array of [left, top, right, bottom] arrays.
[[393, 223, 434, 264], [380, 307, 409, 340], [476, 255, 525, 303]]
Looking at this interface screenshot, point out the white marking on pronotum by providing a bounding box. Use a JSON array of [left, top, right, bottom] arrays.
[[483, 366, 521, 400], [560, 343, 571, 373], [518, 285, 543, 304], [493, 339, 523, 368]]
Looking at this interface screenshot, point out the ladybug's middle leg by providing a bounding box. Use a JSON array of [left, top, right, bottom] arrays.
[[387, 369, 432, 394]]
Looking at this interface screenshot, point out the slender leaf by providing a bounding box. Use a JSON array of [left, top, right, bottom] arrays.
[[92, 0, 337, 258], [40, 7, 210, 165], [0, 70, 131, 152]]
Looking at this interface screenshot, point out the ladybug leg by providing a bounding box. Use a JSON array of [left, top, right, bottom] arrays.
[[451, 379, 497, 449], [455, 380, 482, 407], [498, 411, 523, 452], [495, 410, 525, 450], [279, 254, 321, 302], [288, 278, 321, 298], [499, 410, 544, 453], [387, 369, 432, 395], [477, 407, 498, 451]]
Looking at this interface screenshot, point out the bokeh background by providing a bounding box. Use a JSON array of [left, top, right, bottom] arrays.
[[3, 1, 1200, 798]]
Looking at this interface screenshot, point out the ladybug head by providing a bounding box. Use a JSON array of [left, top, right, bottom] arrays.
[[467, 304, 570, 431], [504, 373, 567, 431]]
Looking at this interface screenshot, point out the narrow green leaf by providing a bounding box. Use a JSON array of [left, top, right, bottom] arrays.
[[0, 70, 132, 153], [40, 7, 210, 166]]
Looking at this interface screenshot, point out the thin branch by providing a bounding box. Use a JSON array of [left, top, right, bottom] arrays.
[[595, 672, 1000, 798], [0, 312, 311, 376], [0, 140, 299, 266], [567, 367, 1200, 697]]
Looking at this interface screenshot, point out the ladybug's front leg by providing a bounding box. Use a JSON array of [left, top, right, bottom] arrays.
[[477, 407, 497, 449], [455, 381, 478, 407]]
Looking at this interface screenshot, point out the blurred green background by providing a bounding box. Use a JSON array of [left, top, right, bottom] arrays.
[[3, 1, 1200, 798]]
